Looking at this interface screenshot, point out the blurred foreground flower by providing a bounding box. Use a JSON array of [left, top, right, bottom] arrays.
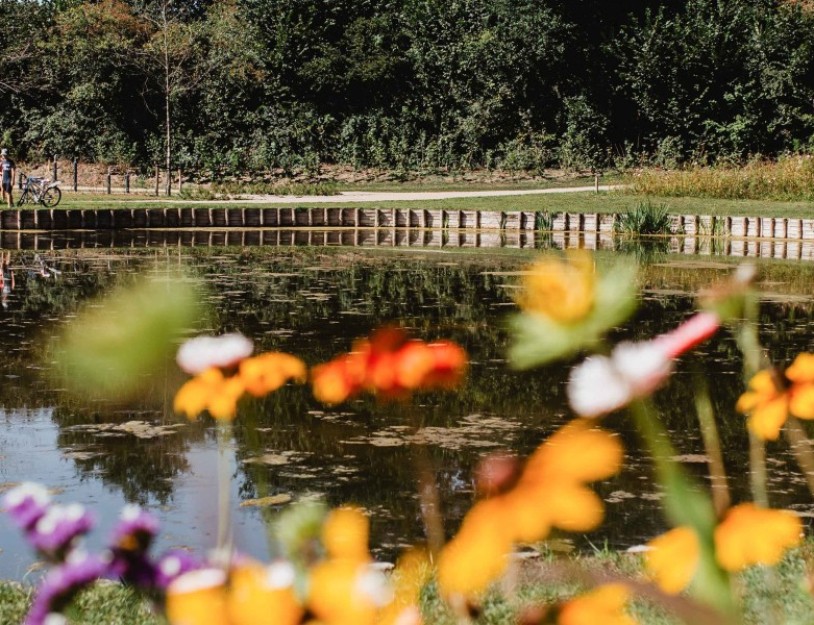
[[557, 584, 636, 625], [736, 353, 814, 440], [53, 274, 202, 400], [645, 503, 802, 594], [311, 327, 467, 404], [508, 252, 637, 369], [174, 333, 306, 420], [568, 311, 720, 418], [437, 420, 622, 598], [166, 562, 303, 625], [25, 550, 109, 625]]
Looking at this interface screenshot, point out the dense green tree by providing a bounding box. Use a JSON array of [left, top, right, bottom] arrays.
[[8, 0, 814, 171]]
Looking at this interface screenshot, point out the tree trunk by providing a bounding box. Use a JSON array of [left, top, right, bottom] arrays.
[[163, 4, 172, 197]]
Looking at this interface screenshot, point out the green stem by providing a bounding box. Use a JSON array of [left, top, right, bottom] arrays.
[[693, 377, 730, 518], [215, 419, 234, 569], [629, 399, 735, 617]]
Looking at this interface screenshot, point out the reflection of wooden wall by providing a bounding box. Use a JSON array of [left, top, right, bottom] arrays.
[[8, 226, 814, 263], [4, 208, 814, 243]]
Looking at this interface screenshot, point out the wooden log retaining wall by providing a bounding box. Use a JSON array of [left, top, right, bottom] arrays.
[[2, 208, 814, 242]]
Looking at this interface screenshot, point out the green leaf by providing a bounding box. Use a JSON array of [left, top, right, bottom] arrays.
[[52, 273, 203, 401], [507, 260, 638, 369]]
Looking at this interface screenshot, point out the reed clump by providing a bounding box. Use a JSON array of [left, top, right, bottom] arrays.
[[616, 199, 672, 235], [632, 155, 814, 201]]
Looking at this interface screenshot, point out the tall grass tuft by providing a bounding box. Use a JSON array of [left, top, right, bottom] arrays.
[[632, 155, 814, 201], [616, 200, 671, 235]]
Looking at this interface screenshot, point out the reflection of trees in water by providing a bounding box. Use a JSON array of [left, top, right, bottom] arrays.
[[53, 406, 209, 506], [2, 246, 813, 547]]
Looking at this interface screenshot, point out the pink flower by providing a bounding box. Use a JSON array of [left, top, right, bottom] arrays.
[[568, 312, 720, 418]]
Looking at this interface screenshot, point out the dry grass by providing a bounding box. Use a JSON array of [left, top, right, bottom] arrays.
[[632, 155, 814, 201]]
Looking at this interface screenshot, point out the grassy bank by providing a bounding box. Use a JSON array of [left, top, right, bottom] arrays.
[[44, 189, 814, 220], [3, 542, 813, 625], [632, 157, 814, 202]]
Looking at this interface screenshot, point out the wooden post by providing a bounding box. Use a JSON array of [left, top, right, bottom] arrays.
[[594, 173, 599, 194], [154, 164, 160, 196], [178, 168, 183, 194], [106, 167, 112, 194], [52, 155, 58, 182], [72, 158, 78, 192], [125, 172, 130, 194], [18, 171, 23, 191]]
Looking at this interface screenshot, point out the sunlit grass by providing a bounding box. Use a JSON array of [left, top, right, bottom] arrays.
[[4, 542, 812, 625], [632, 157, 814, 201]]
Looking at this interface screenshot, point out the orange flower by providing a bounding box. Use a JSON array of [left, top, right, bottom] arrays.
[[166, 563, 304, 625], [714, 503, 802, 571], [166, 569, 230, 625], [436, 420, 623, 598], [312, 328, 467, 405], [737, 353, 814, 440], [239, 353, 306, 397], [174, 367, 246, 421], [515, 420, 623, 537], [174, 334, 305, 420], [227, 562, 304, 625], [646, 504, 802, 594], [644, 527, 700, 594], [557, 584, 636, 625], [436, 497, 515, 597], [322, 506, 371, 563], [307, 559, 390, 625]]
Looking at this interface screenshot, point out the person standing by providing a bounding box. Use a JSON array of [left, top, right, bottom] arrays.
[[0, 149, 15, 208]]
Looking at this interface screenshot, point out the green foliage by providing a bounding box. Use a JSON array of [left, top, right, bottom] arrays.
[[616, 200, 672, 235], [6, 0, 814, 170], [52, 273, 203, 400]]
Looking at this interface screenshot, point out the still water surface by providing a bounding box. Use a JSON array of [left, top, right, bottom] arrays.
[[1, 238, 814, 579]]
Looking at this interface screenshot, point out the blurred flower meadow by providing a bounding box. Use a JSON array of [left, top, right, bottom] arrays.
[[4, 252, 814, 625]]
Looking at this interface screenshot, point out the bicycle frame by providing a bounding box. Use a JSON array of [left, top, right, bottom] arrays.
[[18, 175, 62, 208]]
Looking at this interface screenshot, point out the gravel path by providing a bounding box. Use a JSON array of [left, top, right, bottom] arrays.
[[239, 184, 625, 203]]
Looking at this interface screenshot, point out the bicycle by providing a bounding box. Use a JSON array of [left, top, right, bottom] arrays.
[[17, 175, 62, 208]]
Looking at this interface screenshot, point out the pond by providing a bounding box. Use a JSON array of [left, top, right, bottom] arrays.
[[1, 234, 814, 580]]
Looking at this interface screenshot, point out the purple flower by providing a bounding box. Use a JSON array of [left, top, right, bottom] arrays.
[[3, 483, 51, 531], [25, 550, 109, 625], [29, 504, 95, 560], [110, 504, 159, 554], [154, 550, 203, 590]]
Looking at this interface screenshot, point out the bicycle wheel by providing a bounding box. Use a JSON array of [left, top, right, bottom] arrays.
[[42, 187, 61, 208], [16, 190, 31, 207]]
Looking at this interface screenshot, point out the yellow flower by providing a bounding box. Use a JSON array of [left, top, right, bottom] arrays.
[[737, 353, 814, 440], [174, 367, 246, 421], [558, 584, 636, 625], [240, 353, 307, 397], [166, 569, 230, 625], [714, 503, 802, 571], [227, 562, 304, 625], [644, 527, 700, 594], [322, 506, 370, 563], [515, 251, 595, 324]]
